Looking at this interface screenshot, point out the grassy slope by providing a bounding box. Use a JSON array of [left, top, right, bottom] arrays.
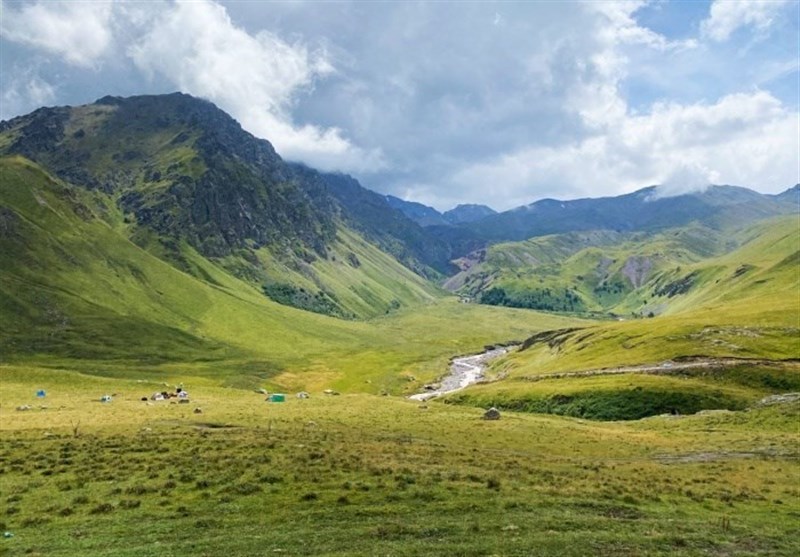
[[0, 156, 583, 394], [451, 221, 784, 316], [1, 99, 438, 320], [0, 366, 797, 556], [445, 216, 800, 418], [253, 226, 441, 319]]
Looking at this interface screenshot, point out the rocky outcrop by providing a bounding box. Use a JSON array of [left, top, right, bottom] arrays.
[[622, 256, 654, 288], [1, 93, 337, 260]]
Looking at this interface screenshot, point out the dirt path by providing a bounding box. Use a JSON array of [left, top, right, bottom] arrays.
[[409, 347, 511, 401], [520, 357, 799, 382]]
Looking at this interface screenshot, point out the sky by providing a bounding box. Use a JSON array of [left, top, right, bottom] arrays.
[[1, 0, 798, 211]]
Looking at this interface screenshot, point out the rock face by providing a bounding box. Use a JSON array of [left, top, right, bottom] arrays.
[[0, 93, 468, 279], [483, 407, 501, 420], [1, 93, 337, 261], [622, 255, 654, 288], [757, 393, 800, 406]]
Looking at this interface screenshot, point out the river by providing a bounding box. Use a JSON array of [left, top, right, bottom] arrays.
[[409, 346, 512, 402]]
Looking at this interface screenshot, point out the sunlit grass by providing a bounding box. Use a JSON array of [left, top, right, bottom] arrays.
[[1, 366, 798, 556]]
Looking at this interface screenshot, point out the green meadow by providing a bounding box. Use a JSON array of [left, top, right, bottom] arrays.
[[1, 156, 799, 555], [1, 366, 798, 556]]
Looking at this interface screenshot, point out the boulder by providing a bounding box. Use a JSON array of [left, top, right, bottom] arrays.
[[483, 407, 501, 420], [757, 393, 800, 406]]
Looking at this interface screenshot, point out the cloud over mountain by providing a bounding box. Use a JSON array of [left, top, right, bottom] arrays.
[[1, 0, 797, 209]]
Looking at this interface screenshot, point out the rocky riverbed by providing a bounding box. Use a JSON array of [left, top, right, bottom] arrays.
[[409, 346, 512, 401]]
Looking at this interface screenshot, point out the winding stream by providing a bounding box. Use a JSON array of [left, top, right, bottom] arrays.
[[409, 346, 512, 401]]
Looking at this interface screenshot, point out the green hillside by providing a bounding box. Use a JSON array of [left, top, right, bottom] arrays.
[[444, 216, 800, 419], [0, 155, 582, 393], [0, 94, 453, 316], [449, 217, 796, 318]]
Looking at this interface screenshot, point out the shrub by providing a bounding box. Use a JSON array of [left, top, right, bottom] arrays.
[[89, 503, 115, 514]]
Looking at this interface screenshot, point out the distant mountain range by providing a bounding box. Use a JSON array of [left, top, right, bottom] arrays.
[[385, 195, 497, 226], [462, 185, 797, 242]]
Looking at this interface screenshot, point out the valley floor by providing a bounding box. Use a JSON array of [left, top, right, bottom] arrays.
[[1, 365, 798, 556]]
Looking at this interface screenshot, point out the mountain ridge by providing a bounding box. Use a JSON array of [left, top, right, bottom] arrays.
[[0, 93, 447, 318], [454, 184, 798, 242]]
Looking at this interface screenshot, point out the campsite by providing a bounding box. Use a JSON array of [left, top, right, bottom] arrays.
[[2, 359, 799, 556]]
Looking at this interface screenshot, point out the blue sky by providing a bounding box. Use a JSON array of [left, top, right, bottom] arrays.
[[1, 0, 798, 210]]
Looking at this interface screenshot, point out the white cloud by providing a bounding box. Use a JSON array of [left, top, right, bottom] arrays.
[[419, 2, 799, 210], [649, 163, 718, 199], [1, 68, 56, 120], [702, 0, 792, 42], [1, 0, 796, 209], [448, 91, 799, 209], [589, 1, 698, 52], [0, 0, 113, 67], [128, 0, 384, 173]]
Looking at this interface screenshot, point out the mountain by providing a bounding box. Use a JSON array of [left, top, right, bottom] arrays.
[[772, 184, 799, 206], [383, 197, 496, 226], [323, 177, 455, 274], [384, 195, 448, 226], [1, 93, 335, 258], [2, 92, 796, 336], [443, 203, 496, 224], [460, 185, 798, 242], [382, 184, 795, 269], [447, 214, 799, 318], [0, 93, 443, 318]]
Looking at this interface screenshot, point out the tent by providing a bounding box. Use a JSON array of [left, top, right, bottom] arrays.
[[268, 393, 286, 403]]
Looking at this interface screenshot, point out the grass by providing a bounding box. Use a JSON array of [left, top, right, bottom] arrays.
[[445, 363, 800, 420], [253, 226, 442, 319], [453, 216, 799, 318], [0, 366, 798, 556]]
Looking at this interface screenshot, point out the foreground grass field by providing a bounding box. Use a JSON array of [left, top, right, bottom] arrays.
[[1, 366, 798, 556]]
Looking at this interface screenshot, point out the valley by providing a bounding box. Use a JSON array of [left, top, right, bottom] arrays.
[[0, 94, 798, 556]]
